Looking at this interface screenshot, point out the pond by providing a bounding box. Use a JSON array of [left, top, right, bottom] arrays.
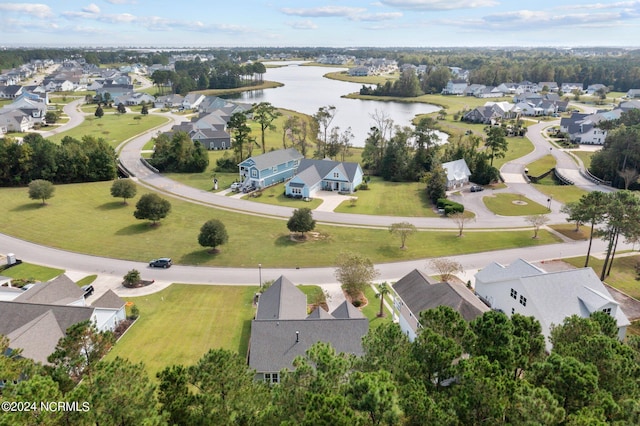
[[230, 62, 444, 147]]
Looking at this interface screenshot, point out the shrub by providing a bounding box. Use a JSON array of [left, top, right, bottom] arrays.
[[437, 198, 464, 215], [357, 183, 369, 190]]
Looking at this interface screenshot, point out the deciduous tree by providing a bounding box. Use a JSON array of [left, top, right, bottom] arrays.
[[450, 212, 475, 237], [110, 178, 137, 205], [287, 207, 316, 238], [335, 252, 379, 300], [28, 179, 54, 205], [429, 257, 463, 282], [198, 219, 228, 253], [525, 213, 550, 239], [388, 221, 417, 249], [134, 193, 171, 226]]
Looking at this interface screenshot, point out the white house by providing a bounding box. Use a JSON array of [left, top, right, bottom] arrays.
[[442, 158, 471, 189], [442, 79, 468, 95], [474, 259, 630, 351]]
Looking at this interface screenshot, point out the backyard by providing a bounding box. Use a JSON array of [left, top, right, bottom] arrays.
[[106, 284, 256, 376]]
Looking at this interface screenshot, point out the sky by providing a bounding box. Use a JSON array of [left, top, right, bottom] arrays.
[[1, 0, 639, 48]]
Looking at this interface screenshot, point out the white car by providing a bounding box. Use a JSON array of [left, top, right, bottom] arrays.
[[230, 182, 242, 192]]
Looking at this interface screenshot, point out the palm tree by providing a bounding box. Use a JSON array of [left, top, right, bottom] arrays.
[[375, 282, 391, 317]]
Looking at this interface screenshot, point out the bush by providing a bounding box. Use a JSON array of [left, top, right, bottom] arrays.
[[215, 154, 237, 172], [437, 198, 464, 215], [357, 183, 369, 190]]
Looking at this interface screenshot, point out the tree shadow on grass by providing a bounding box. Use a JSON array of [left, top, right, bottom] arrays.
[[179, 250, 219, 266], [11, 203, 47, 212], [115, 222, 158, 236], [375, 245, 405, 260], [274, 234, 300, 247], [96, 201, 127, 211]]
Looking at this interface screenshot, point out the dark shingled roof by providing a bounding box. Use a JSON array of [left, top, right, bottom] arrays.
[[331, 300, 365, 319], [307, 307, 335, 319], [13, 274, 84, 306], [248, 318, 369, 373], [92, 290, 125, 310], [394, 269, 488, 322], [255, 276, 307, 320]]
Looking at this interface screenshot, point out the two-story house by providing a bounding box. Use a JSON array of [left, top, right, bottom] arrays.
[[238, 148, 304, 191], [284, 158, 363, 198]]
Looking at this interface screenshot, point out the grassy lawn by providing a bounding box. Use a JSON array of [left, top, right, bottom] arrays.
[[76, 275, 97, 286], [106, 284, 256, 376], [0, 262, 64, 282], [549, 224, 591, 241], [571, 150, 597, 170], [527, 154, 556, 177], [344, 92, 514, 113], [361, 285, 393, 329], [192, 80, 283, 96], [483, 193, 550, 216], [564, 255, 640, 300], [324, 70, 399, 86], [47, 114, 168, 148], [334, 177, 439, 217], [493, 137, 535, 169], [531, 182, 588, 204], [0, 181, 561, 268], [241, 183, 324, 210]]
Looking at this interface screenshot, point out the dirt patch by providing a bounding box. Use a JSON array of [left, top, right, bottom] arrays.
[[289, 231, 327, 242]]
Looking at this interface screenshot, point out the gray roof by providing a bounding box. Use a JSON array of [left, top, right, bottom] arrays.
[[331, 300, 365, 319], [255, 276, 307, 320], [394, 269, 488, 321], [13, 274, 84, 306], [248, 318, 369, 373], [293, 158, 361, 186], [0, 301, 94, 364], [475, 258, 545, 284], [92, 290, 125, 310], [241, 148, 303, 171], [307, 307, 335, 319], [442, 158, 471, 182]]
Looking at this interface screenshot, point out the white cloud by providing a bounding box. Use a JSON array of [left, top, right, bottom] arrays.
[[280, 6, 367, 18], [287, 20, 319, 30], [105, 0, 137, 4], [82, 4, 101, 14], [380, 0, 498, 11], [0, 3, 54, 19]]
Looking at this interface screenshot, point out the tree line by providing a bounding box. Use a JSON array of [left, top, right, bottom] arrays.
[[2, 307, 638, 425], [0, 134, 116, 186]]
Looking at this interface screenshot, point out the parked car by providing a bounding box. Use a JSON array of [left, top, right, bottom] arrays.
[[149, 258, 172, 268], [230, 182, 242, 192], [81, 285, 94, 297], [470, 185, 484, 192]]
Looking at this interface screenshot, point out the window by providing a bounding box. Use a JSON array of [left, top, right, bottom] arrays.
[[251, 169, 257, 178], [510, 288, 517, 299], [519, 295, 527, 307], [333, 172, 339, 178], [511, 308, 515, 315], [603, 308, 612, 315], [264, 373, 279, 384], [272, 166, 278, 172]]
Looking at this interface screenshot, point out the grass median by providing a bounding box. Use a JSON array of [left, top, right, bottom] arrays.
[[0, 181, 562, 268]]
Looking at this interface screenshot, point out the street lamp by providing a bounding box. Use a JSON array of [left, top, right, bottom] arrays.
[[258, 263, 262, 289], [547, 196, 552, 210]]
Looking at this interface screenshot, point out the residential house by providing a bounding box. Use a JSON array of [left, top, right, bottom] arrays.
[[154, 94, 184, 109], [560, 110, 622, 144], [348, 66, 369, 77], [561, 82, 584, 93], [474, 258, 631, 351], [0, 274, 126, 364], [442, 159, 472, 189], [474, 86, 504, 98], [619, 100, 640, 112], [285, 158, 363, 198], [625, 89, 640, 98], [538, 82, 559, 92], [462, 105, 504, 124], [442, 79, 468, 95], [122, 92, 155, 106], [96, 84, 134, 101], [586, 84, 607, 96], [182, 93, 206, 110], [0, 110, 33, 132], [0, 85, 23, 99], [248, 276, 369, 382], [238, 148, 304, 191], [393, 269, 489, 341]]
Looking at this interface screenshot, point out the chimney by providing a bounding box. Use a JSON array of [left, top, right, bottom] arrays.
[[295, 331, 299, 343]]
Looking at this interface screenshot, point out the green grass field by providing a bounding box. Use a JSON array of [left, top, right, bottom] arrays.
[[483, 193, 550, 216], [571, 150, 597, 170], [324, 70, 400, 86], [0, 262, 64, 282], [361, 285, 393, 329], [548, 224, 591, 241], [334, 177, 439, 217], [0, 181, 561, 268], [531, 183, 587, 205], [106, 284, 257, 376], [47, 113, 169, 148], [526, 154, 556, 177], [241, 183, 324, 210], [493, 137, 535, 169]]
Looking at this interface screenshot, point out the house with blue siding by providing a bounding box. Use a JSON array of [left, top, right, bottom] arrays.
[[285, 158, 363, 198], [238, 148, 304, 190]]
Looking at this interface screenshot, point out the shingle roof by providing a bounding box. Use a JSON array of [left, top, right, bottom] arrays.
[[248, 318, 369, 372], [293, 159, 361, 187], [331, 300, 365, 319], [255, 276, 307, 320], [442, 159, 471, 182], [241, 148, 303, 171], [92, 290, 125, 310], [394, 269, 488, 322], [13, 274, 84, 306], [307, 307, 335, 319], [6, 310, 66, 364]]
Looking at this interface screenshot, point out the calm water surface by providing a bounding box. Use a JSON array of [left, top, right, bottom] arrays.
[[232, 62, 442, 147]]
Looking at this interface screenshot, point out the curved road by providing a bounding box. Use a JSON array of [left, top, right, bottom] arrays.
[[0, 94, 617, 292]]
